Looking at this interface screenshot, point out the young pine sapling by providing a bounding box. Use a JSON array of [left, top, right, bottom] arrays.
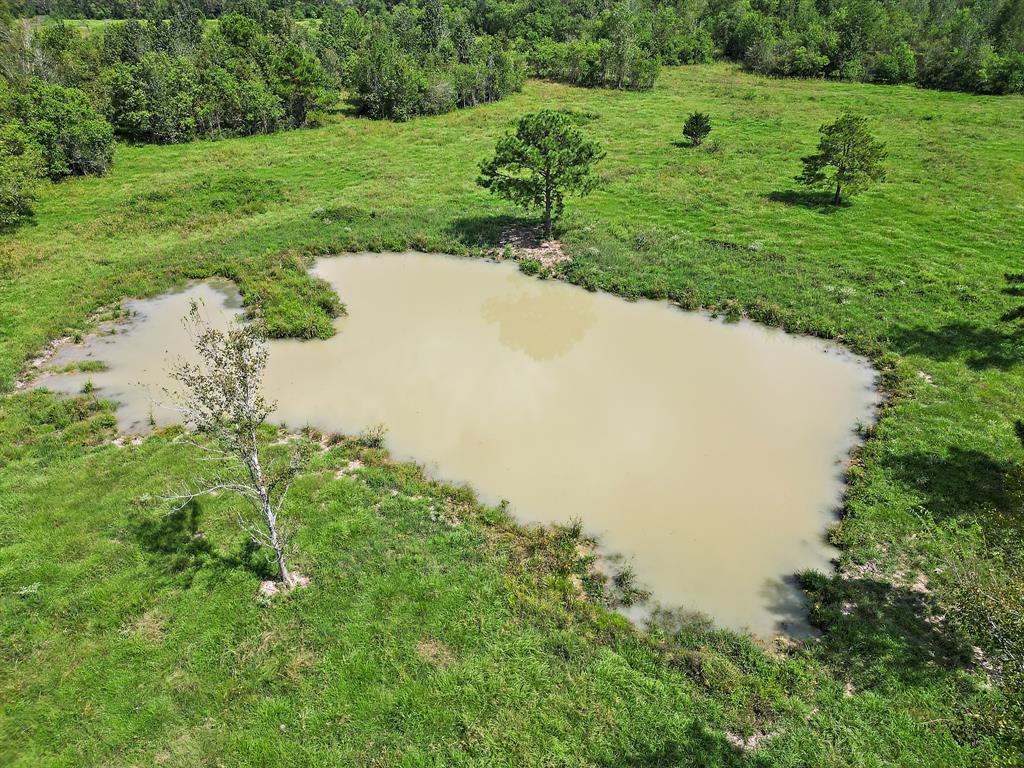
[[682, 111, 712, 146]]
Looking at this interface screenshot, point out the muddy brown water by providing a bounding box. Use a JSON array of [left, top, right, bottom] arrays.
[[40, 252, 878, 636]]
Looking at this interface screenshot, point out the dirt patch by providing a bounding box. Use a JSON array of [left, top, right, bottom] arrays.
[[415, 638, 456, 669], [121, 608, 166, 642], [497, 225, 571, 270], [335, 459, 364, 478], [258, 572, 310, 600], [725, 729, 776, 752]]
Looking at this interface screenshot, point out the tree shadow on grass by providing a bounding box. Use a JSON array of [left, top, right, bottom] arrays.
[[766, 190, 845, 213], [131, 500, 211, 564], [889, 323, 1024, 370], [445, 213, 534, 248], [129, 500, 275, 585], [599, 719, 770, 767], [883, 446, 1024, 540], [0, 213, 37, 236], [801, 571, 974, 690]]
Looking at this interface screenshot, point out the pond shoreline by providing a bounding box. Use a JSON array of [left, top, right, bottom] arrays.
[[27, 251, 882, 638]]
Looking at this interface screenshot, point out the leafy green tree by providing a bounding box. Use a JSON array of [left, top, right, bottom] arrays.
[[136, 52, 199, 143], [683, 111, 711, 146], [102, 62, 151, 139], [422, 0, 449, 52], [99, 19, 150, 66], [600, 3, 642, 90], [0, 121, 44, 229], [477, 109, 604, 239], [31, 21, 98, 88], [272, 42, 329, 127], [797, 113, 886, 205], [350, 25, 424, 120], [12, 79, 114, 179]]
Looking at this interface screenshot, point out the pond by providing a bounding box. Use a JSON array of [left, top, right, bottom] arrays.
[[39, 252, 878, 636]]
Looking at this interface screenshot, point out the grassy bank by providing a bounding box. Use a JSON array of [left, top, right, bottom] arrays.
[[2, 63, 1023, 764]]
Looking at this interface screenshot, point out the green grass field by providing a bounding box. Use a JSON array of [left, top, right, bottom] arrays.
[[2, 64, 1023, 765]]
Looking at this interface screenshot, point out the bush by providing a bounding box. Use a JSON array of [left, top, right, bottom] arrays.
[[0, 121, 45, 229], [870, 43, 918, 84], [980, 52, 1024, 95], [683, 111, 712, 146], [528, 38, 658, 90], [350, 26, 425, 121], [9, 79, 113, 179]]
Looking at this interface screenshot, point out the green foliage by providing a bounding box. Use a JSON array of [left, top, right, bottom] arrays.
[[518, 257, 542, 275], [0, 121, 44, 229], [682, 110, 711, 146], [344, 19, 524, 120], [528, 37, 660, 91], [478, 109, 604, 238], [8, 0, 1024, 95], [716, 0, 1024, 94], [349, 23, 425, 121], [3, 78, 113, 179], [272, 41, 330, 127], [797, 113, 887, 204], [96, 10, 318, 142]]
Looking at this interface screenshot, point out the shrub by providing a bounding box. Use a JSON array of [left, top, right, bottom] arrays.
[[10, 79, 114, 179], [519, 258, 542, 275], [0, 121, 45, 229], [870, 43, 918, 84], [683, 111, 711, 146]]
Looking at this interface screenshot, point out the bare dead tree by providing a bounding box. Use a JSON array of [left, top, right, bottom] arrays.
[[164, 302, 304, 588]]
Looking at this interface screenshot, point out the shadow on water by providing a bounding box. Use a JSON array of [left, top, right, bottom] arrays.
[[759, 574, 817, 637], [889, 323, 1024, 370], [129, 499, 275, 584], [765, 190, 846, 213], [599, 720, 771, 767], [801, 571, 974, 688]]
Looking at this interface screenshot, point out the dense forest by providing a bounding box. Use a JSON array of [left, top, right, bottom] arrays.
[[8, 0, 1024, 94]]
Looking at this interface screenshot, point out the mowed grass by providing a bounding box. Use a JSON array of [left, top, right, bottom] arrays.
[[1, 64, 1023, 765]]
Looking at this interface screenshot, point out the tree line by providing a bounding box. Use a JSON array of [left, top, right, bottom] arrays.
[[10, 0, 1024, 95]]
